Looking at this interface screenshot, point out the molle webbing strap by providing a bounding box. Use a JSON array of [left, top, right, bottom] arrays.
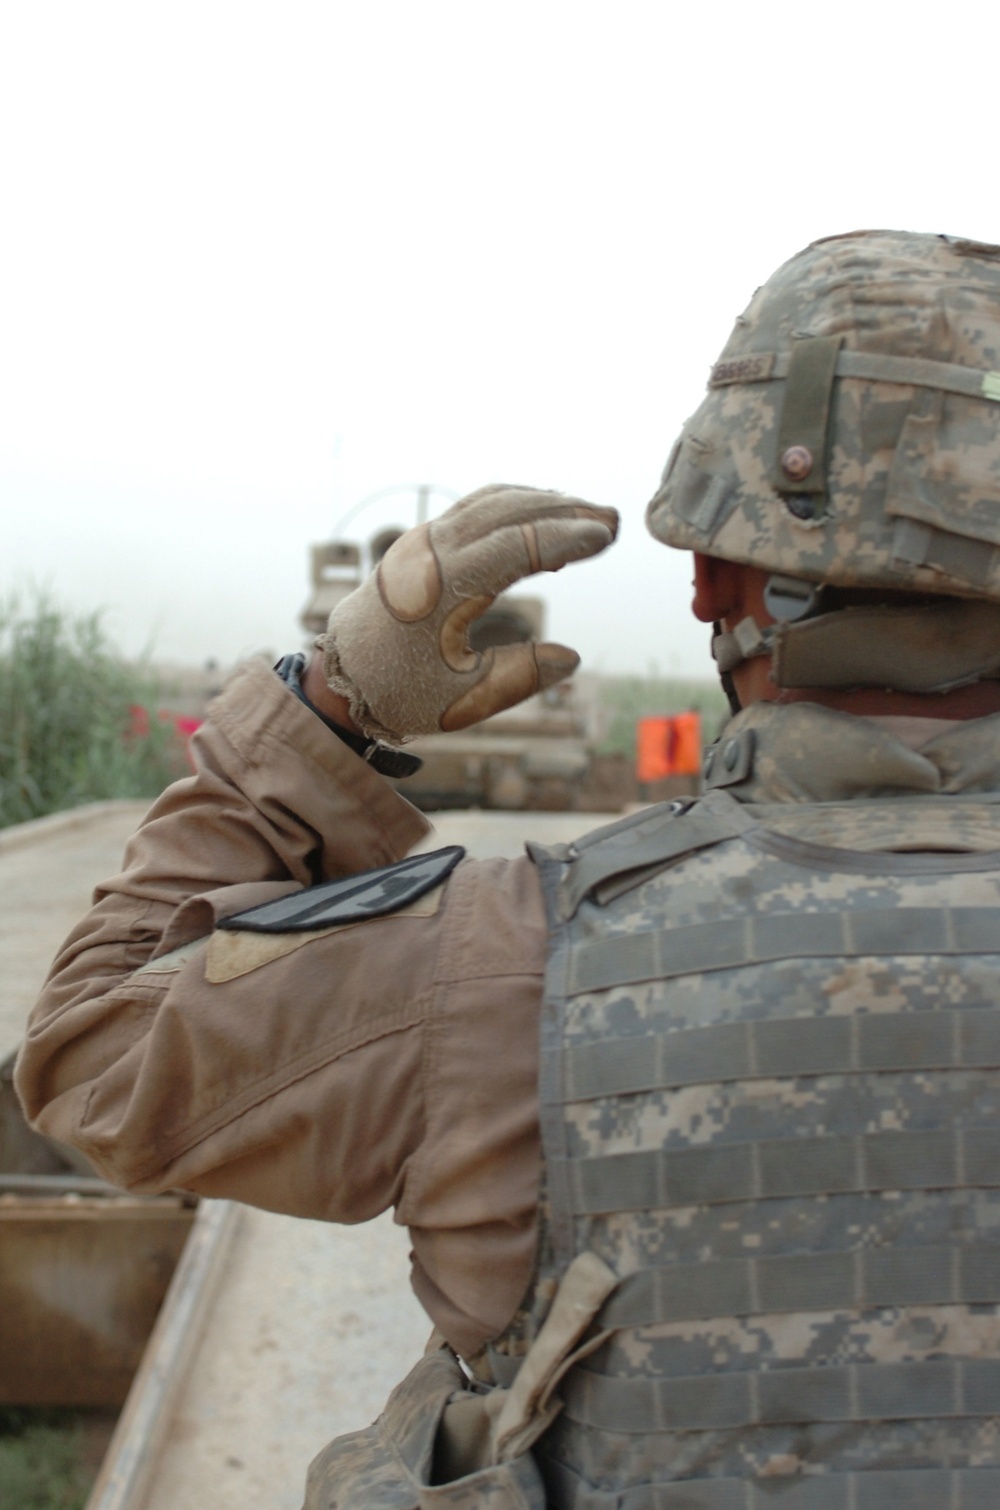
[[560, 1007, 1000, 1101], [710, 345, 1000, 405], [532, 799, 752, 1268], [567, 904, 1000, 995], [772, 335, 843, 503], [600, 1243, 1000, 1328], [562, 1124, 1000, 1214], [561, 1356, 1000, 1434], [541, 1460, 1000, 1510]]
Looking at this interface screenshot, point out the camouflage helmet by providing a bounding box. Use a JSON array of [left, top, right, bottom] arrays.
[[647, 230, 1000, 694]]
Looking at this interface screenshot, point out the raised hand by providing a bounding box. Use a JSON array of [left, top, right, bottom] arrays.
[[316, 485, 619, 743]]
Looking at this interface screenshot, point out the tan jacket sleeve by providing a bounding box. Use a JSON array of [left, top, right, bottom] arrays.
[[16, 657, 550, 1351], [15, 658, 434, 1209]]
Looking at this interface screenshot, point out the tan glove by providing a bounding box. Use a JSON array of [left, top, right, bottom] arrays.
[[317, 484, 619, 744]]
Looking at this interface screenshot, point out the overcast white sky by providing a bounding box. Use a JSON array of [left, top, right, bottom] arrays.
[[2, 3, 998, 679]]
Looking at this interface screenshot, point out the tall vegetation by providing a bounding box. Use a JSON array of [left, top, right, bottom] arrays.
[[595, 674, 729, 759], [0, 593, 181, 829], [0, 1409, 94, 1510]]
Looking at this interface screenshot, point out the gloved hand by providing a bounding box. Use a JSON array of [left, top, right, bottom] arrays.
[[316, 485, 619, 744]]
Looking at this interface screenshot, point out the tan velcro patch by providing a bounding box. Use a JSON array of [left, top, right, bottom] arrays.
[[205, 884, 445, 983], [134, 938, 209, 976]]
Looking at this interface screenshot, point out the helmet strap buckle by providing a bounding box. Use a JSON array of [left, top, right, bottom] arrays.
[[763, 574, 822, 622]]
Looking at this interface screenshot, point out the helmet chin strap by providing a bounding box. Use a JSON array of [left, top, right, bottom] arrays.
[[712, 622, 742, 715], [712, 574, 822, 712], [713, 579, 1000, 698]]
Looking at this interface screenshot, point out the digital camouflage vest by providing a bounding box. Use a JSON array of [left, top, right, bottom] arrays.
[[502, 786, 1000, 1508]]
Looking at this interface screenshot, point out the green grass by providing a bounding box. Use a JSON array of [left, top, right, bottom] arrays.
[[0, 592, 182, 829], [0, 1409, 95, 1510]]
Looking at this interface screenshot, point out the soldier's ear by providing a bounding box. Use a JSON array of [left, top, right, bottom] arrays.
[[691, 553, 742, 624]]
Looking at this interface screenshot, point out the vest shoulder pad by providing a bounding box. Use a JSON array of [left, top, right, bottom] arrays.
[[216, 845, 466, 934], [533, 791, 755, 921]]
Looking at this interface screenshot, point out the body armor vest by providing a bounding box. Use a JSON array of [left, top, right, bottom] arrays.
[[501, 788, 1000, 1508]]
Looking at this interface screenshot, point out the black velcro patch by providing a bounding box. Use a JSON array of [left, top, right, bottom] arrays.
[[216, 846, 466, 934]]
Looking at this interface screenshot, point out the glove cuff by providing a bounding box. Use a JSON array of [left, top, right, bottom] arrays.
[[315, 633, 411, 747]]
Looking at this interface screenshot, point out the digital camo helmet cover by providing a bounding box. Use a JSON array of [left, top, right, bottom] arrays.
[[647, 230, 1000, 602]]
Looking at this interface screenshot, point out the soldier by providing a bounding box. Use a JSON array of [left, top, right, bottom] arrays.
[[18, 229, 1000, 1506]]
